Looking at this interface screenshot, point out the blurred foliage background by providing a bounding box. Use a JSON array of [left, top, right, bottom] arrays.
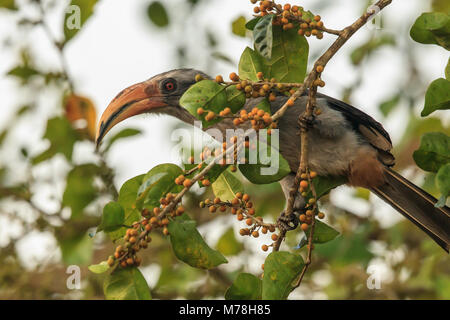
[[0, 0, 449, 299]]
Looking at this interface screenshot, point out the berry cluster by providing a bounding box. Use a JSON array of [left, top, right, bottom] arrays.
[[107, 195, 185, 268], [229, 72, 300, 101], [295, 170, 325, 232], [251, 0, 279, 16], [250, 1, 326, 40], [200, 192, 281, 252], [296, 14, 324, 39]]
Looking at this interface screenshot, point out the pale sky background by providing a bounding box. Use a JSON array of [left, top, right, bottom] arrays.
[[0, 0, 448, 294]]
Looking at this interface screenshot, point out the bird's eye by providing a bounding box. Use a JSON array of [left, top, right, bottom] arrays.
[[162, 79, 177, 93]]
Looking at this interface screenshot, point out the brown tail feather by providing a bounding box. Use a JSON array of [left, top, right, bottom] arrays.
[[371, 167, 450, 253]]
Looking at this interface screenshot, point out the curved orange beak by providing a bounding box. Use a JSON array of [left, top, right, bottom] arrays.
[[95, 80, 168, 148]]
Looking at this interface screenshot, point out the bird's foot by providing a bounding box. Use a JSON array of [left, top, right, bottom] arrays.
[[298, 114, 318, 130], [277, 210, 300, 231]]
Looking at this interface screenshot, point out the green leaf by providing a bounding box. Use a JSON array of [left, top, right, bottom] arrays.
[[104, 267, 151, 300], [179, 80, 229, 128], [246, 17, 261, 30], [97, 202, 125, 233], [422, 78, 450, 116], [137, 164, 184, 210], [212, 170, 244, 201], [64, 0, 99, 44], [146, 1, 169, 28], [216, 227, 244, 256], [32, 117, 79, 164], [225, 273, 262, 300], [413, 132, 450, 172], [226, 85, 246, 112], [239, 27, 309, 83], [379, 94, 400, 117], [255, 98, 271, 114], [59, 232, 93, 265], [262, 251, 304, 300], [298, 220, 340, 249], [309, 175, 347, 199], [432, 0, 450, 14], [239, 139, 290, 184], [253, 14, 274, 59], [410, 12, 450, 50], [6, 65, 39, 82], [238, 46, 266, 81], [108, 175, 145, 241], [232, 15, 246, 37], [0, 0, 17, 10], [88, 261, 110, 274], [168, 215, 228, 269], [435, 163, 450, 207], [262, 26, 309, 83], [62, 164, 99, 218], [104, 128, 141, 152]]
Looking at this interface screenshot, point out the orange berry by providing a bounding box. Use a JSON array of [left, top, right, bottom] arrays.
[[183, 179, 192, 188], [205, 111, 215, 121], [301, 223, 309, 231], [229, 72, 239, 81], [150, 217, 158, 224], [215, 75, 224, 83], [271, 234, 278, 241], [262, 244, 269, 251], [300, 180, 308, 189], [287, 99, 295, 107]]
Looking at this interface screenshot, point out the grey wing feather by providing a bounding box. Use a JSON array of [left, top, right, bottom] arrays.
[[317, 93, 395, 166]]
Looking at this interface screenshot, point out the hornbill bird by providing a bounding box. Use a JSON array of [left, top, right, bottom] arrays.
[[96, 68, 450, 252]]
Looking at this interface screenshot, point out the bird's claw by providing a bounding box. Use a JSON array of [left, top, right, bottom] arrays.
[[298, 114, 318, 129], [277, 210, 299, 231]]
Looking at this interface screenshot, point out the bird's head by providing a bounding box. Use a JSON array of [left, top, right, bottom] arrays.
[[95, 68, 209, 147]]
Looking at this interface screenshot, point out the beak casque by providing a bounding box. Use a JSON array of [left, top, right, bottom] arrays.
[[95, 80, 167, 147]]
